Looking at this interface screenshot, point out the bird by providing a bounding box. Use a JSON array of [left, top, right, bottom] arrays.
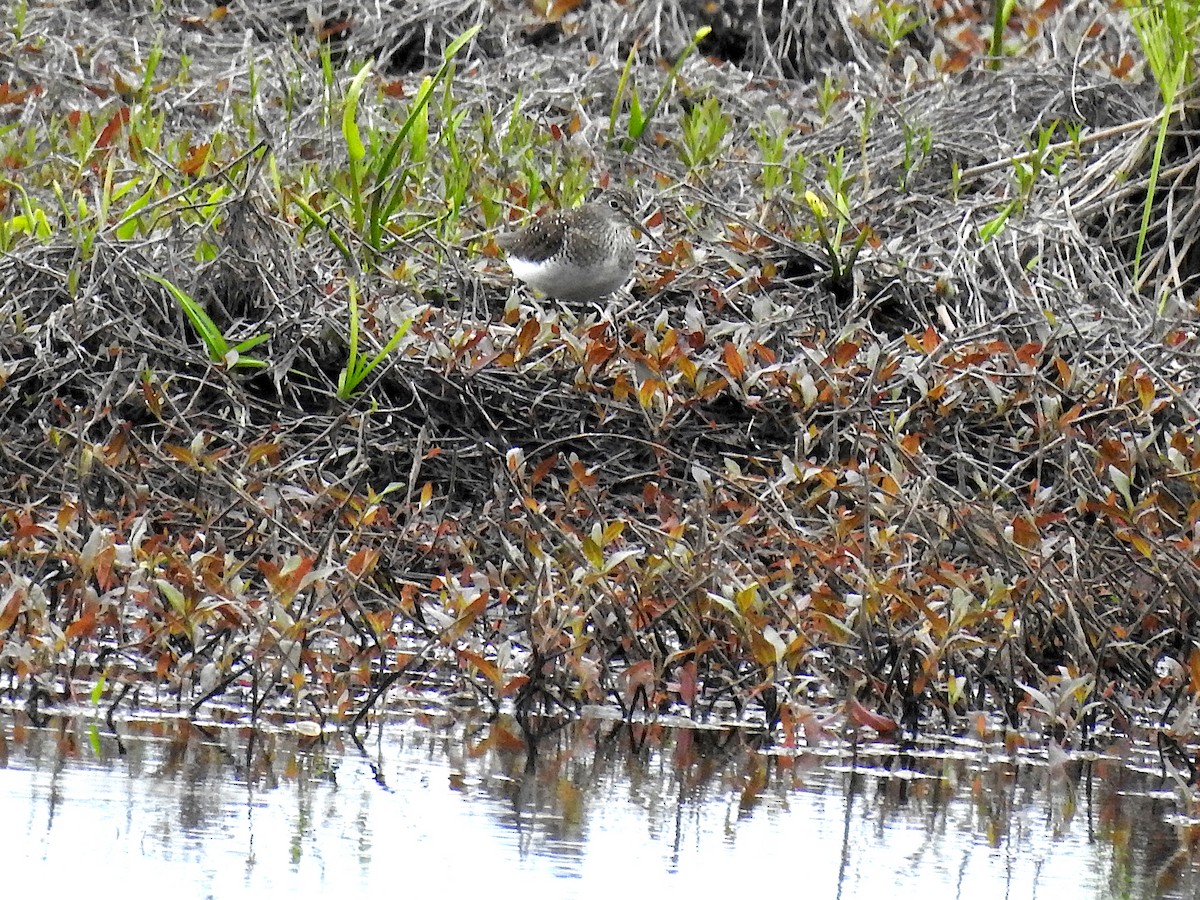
[[495, 187, 645, 302]]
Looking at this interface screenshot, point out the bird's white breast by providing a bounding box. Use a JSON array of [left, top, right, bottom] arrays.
[[507, 255, 631, 302]]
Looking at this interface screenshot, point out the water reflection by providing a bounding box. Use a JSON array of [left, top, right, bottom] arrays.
[[1, 708, 1198, 899]]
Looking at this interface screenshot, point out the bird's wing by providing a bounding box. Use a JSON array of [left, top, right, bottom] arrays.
[[495, 212, 567, 263]]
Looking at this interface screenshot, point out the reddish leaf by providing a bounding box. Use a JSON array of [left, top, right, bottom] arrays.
[[1189, 646, 1200, 696], [0, 588, 23, 631], [179, 15, 213, 32], [458, 649, 502, 688], [515, 316, 540, 359], [486, 722, 526, 752], [247, 441, 280, 465], [1136, 373, 1155, 413], [179, 142, 210, 176], [677, 659, 697, 704], [1110, 52, 1134, 78], [1014, 342, 1042, 366], [799, 706, 826, 745], [12, 514, 50, 541], [779, 701, 797, 748], [1051, 355, 1071, 386], [317, 18, 353, 41], [96, 106, 129, 148], [0, 83, 34, 106], [846, 697, 899, 736], [750, 341, 776, 364], [941, 48, 973, 74], [831, 340, 859, 366], [1057, 403, 1083, 430], [698, 375, 728, 400], [722, 341, 745, 380], [584, 339, 615, 371], [94, 544, 116, 592], [636, 377, 662, 408], [530, 452, 558, 486], [621, 659, 656, 705], [501, 674, 529, 697], [346, 548, 379, 578], [446, 593, 487, 641], [1011, 514, 1040, 550], [569, 457, 598, 488]]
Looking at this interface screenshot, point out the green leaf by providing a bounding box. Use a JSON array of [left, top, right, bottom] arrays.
[[353, 315, 410, 382], [581, 535, 604, 569], [365, 24, 480, 250], [735, 582, 760, 614], [342, 62, 373, 162], [707, 590, 743, 622], [144, 271, 228, 361], [90, 671, 107, 705], [628, 85, 645, 138], [144, 271, 268, 368], [979, 200, 1016, 242], [610, 42, 638, 143], [291, 192, 354, 266], [409, 76, 431, 163], [233, 332, 272, 354], [156, 578, 188, 616], [114, 177, 159, 240]]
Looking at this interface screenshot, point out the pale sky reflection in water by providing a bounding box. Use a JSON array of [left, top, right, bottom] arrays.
[[1, 712, 1196, 900]]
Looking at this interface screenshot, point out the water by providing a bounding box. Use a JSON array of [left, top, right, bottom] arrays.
[[2, 709, 1197, 899]]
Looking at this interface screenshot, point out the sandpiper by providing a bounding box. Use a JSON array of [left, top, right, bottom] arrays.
[[495, 188, 644, 302]]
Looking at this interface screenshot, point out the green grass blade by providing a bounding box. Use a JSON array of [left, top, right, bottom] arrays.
[[1134, 106, 1172, 287], [342, 63, 372, 163], [342, 62, 373, 231], [144, 271, 228, 361], [355, 316, 411, 382], [113, 177, 159, 240], [989, 0, 1017, 66], [233, 332, 272, 354], [609, 43, 637, 143], [646, 26, 711, 127], [366, 24, 479, 249], [291, 192, 355, 268]]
